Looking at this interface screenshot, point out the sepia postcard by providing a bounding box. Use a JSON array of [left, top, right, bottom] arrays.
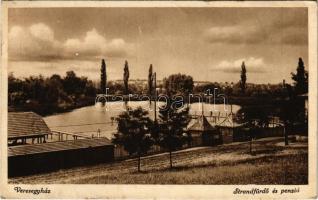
[[0, 1, 317, 199]]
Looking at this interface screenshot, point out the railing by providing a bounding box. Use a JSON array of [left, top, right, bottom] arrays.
[[50, 130, 91, 141]]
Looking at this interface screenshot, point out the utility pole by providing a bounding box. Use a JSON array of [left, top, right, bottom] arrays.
[[283, 79, 289, 146], [153, 72, 157, 122], [201, 100, 204, 116]]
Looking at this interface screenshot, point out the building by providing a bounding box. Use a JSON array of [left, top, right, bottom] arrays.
[[216, 124, 245, 143], [8, 112, 51, 146], [187, 115, 221, 146], [215, 113, 284, 142], [213, 113, 246, 143], [8, 138, 114, 177], [299, 93, 308, 122]]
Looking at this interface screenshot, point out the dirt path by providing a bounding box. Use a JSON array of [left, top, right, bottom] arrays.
[[9, 137, 307, 184]]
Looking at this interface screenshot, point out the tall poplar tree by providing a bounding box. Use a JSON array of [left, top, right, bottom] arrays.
[[148, 64, 153, 105], [123, 60, 130, 104], [240, 61, 247, 95], [100, 59, 107, 94], [291, 57, 308, 95]]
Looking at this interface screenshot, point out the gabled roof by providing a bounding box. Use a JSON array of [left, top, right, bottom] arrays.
[[8, 112, 51, 139], [8, 138, 113, 157], [214, 114, 244, 128], [187, 115, 216, 131]]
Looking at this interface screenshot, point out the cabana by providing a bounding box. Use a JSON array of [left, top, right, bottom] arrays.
[[187, 115, 221, 146], [8, 112, 51, 146]]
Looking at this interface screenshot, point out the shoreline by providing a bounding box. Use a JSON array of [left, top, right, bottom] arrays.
[[8, 95, 284, 117]]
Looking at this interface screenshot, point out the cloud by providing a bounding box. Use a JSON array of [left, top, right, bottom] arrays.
[[280, 33, 308, 45], [64, 29, 106, 59], [104, 38, 131, 57], [204, 15, 307, 46], [204, 26, 266, 44], [29, 23, 55, 42], [271, 9, 307, 29], [9, 24, 133, 61], [214, 57, 266, 73], [9, 24, 63, 61], [271, 27, 308, 45]]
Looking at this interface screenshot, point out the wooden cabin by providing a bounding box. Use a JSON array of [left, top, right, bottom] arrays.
[[8, 138, 114, 177], [216, 115, 284, 142], [215, 115, 246, 143], [187, 115, 221, 146], [8, 112, 51, 146], [217, 125, 248, 143]]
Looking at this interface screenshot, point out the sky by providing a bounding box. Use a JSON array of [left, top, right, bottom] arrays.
[[8, 7, 308, 84]]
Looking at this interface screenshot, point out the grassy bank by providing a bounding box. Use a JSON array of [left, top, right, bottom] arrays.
[[10, 137, 308, 184], [73, 153, 307, 184]]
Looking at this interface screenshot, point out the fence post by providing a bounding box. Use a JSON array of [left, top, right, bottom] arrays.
[[284, 126, 288, 145]]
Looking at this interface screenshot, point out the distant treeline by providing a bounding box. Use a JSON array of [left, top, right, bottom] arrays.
[[9, 71, 291, 116], [8, 71, 97, 115]]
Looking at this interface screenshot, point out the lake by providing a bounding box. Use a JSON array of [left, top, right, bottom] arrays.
[[44, 101, 240, 140]]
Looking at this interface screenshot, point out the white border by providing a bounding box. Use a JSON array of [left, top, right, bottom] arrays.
[[1, 1, 317, 199]]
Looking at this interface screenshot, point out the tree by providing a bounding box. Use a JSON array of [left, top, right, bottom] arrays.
[[107, 81, 125, 95], [123, 60, 130, 104], [8, 72, 96, 115], [112, 106, 153, 172], [8, 73, 25, 105], [45, 78, 60, 105], [236, 105, 273, 128], [276, 83, 306, 145], [158, 102, 190, 169], [236, 104, 273, 154], [163, 73, 193, 101], [100, 59, 107, 94], [193, 82, 220, 94], [85, 80, 97, 97], [63, 71, 78, 95], [291, 58, 308, 95], [148, 64, 153, 105], [50, 74, 63, 83], [240, 61, 247, 95], [49, 74, 64, 95]]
